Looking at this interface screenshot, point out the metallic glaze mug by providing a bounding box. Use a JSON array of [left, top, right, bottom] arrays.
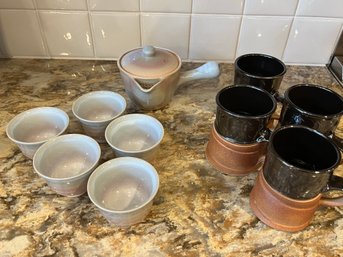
[[262, 125, 342, 200], [250, 126, 343, 232], [215, 85, 276, 144], [278, 84, 343, 149], [207, 85, 276, 176], [234, 53, 287, 94]]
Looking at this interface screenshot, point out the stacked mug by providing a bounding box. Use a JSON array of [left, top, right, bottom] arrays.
[[206, 53, 343, 232]]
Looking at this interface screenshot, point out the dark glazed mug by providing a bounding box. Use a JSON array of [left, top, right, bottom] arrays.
[[278, 84, 343, 149], [263, 125, 342, 200], [234, 53, 286, 94], [215, 85, 276, 144]]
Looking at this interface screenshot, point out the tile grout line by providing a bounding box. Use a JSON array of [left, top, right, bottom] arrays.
[[329, 23, 343, 62], [32, 0, 51, 58], [281, 0, 300, 61], [187, 0, 194, 60], [86, 0, 97, 58], [233, 0, 246, 60]]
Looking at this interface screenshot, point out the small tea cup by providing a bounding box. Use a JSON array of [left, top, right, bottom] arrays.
[[6, 107, 69, 159], [105, 114, 164, 161], [72, 91, 126, 143], [33, 134, 101, 197], [87, 157, 159, 227]]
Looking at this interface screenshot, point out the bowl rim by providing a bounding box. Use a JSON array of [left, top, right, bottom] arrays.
[[105, 113, 164, 154], [72, 90, 127, 124], [87, 157, 160, 214], [6, 106, 69, 146], [33, 134, 101, 181]]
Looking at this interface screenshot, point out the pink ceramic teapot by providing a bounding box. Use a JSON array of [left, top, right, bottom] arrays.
[[118, 45, 220, 110]]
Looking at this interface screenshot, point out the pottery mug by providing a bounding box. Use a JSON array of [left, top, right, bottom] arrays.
[[234, 53, 287, 94], [250, 125, 343, 232], [206, 85, 276, 176], [278, 84, 343, 150], [215, 85, 276, 144]]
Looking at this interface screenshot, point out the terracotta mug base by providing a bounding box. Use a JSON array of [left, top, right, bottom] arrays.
[[250, 172, 321, 232], [205, 125, 266, 176]]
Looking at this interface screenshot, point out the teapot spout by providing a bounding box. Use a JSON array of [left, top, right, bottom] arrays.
[[176, 61, 220, 89]]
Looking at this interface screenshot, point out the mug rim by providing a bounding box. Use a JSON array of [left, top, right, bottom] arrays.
[[235, 53, 287, 79], [216, 85, 277, 120], [284, 84, 343, 119], [269, 125, 341, 174]]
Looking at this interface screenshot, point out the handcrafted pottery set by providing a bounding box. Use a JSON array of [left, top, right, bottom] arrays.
[[6, 90, 163, 226], [6, 46, 343, 231], [206, 53, 343, 232], [6, 45, 220, 227]]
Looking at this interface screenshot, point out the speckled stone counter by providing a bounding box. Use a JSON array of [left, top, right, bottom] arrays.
[[0, 60, 343, 257]]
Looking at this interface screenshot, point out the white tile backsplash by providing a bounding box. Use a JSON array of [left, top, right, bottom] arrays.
[[140, 0, 192, 13], [39, 11, 94, 57], [297, 0, 343, 18], [91, 12, 140, 58], [89, 0, 139, 12], [283, 17, 343, 65], [192, 0, 244, 15], [35, 0, 87, 10], [237, 16, 293, 59], [0, 1, 342, 65], [189, 15, 241, 61], [244, 0, 298, 16], [0, 10, 45, 57], [0, 0, 34, 9], [141, 13, 190, 58]]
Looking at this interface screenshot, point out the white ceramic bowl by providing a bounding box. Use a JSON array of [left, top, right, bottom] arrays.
[[87, 157, 159, 227], [72, 91, 126, 142], [33, 134, 101, 197], [105, 114, 164, 161], [6, 107, 69, 159]]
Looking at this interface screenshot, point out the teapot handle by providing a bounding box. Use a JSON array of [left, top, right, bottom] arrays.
[[177, 61, 220, 89]]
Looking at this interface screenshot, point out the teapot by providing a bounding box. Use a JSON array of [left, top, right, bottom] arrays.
[[118, 45, 220, 110]]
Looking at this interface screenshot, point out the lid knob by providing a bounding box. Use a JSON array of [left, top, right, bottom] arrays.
[[143, 45, 155, 57]]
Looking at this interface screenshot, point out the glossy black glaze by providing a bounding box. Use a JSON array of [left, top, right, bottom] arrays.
[[215, 85, 276, 144], [279, 84, 343, 136], [263, 126, 342, 200], [234, 53, 286, 94]]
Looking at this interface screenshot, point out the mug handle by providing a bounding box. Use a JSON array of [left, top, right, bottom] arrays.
[[320, 175, 343, 207], [256, 128, 272, 143], [273, 91, 284, 103]]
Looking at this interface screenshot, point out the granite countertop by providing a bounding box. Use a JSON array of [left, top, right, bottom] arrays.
[[0, 59, 343, 257]]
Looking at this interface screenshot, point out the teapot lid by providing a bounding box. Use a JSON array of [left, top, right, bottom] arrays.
[[119, 46, 180, 79]]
